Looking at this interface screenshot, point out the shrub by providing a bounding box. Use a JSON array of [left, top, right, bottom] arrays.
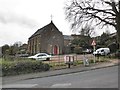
[[73, 47, 83, 54], [1, 59, 50, 76], [43, 64, 50, 71]]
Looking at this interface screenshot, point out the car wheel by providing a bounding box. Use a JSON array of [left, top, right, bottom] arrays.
[[31, 58, 35, 60], [46, 58, 50, 61]]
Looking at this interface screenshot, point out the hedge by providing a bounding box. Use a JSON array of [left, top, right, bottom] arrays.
[[1, 59, 50, 76]]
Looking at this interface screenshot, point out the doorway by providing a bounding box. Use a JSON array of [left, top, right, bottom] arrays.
[[54, 45, 58, 55]]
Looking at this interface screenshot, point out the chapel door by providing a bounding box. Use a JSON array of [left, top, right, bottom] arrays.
[[54, 45, 58, 55]]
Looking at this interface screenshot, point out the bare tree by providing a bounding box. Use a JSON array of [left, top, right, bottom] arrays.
[[65, 0, 120, 48], [80, 25, 94, 36]]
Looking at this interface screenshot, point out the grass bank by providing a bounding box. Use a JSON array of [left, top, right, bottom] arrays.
[[1, 57, 50, 76]]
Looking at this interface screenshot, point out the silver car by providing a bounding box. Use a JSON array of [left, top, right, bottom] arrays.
[[28, 53, 52, 61]]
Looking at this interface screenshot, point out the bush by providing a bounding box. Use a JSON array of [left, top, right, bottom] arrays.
[[1, 59, 50, 76], [73, 47, 83, 54], [43, 64, 50, 71]]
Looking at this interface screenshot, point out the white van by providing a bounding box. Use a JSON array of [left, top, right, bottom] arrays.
[[93, 48, 110, 56]]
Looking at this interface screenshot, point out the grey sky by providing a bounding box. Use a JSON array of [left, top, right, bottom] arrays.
[[0, 0, 116, 46]]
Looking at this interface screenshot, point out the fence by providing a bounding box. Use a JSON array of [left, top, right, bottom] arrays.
[[43, 54, 94, 69], [2, 54, 109, 70]]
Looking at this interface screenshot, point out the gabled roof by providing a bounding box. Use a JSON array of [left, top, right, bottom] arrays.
[[29, 21, 59, 39]]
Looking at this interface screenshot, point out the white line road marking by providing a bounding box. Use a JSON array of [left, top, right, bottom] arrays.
[[2, 84, 38, 88], [51, 83, 71, 88]]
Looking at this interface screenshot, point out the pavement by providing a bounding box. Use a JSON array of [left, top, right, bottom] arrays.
[[2, 59, 119, 84]]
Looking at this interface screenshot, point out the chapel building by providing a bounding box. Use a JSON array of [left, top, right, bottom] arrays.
[[28, 21, 64, 55]]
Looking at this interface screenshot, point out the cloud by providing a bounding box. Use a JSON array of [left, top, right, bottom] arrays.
[[0, 12, 38, 29]]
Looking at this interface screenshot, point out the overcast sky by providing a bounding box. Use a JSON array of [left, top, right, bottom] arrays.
[[0, 0, 116, 46]]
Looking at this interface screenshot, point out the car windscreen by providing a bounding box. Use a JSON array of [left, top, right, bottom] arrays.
[[37, 54, 46, 57]]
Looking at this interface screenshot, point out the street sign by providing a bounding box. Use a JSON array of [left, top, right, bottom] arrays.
[[91, 40, 96, 46]]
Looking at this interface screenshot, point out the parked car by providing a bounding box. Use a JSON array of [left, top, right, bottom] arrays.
[[83, 49, 92, 54], [16, 54, 29, 57], [28, 53, 52, 61], [93, 48, 110, 56]]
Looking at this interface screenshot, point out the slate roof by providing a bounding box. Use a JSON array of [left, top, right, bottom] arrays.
[[64, 35, 74, 40], [29, 21, 59, 39]]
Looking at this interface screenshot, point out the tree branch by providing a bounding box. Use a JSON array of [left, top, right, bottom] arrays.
[[89, 12, 116, 27], [104, 1, 119, 15], [84, 7, 116, 16]]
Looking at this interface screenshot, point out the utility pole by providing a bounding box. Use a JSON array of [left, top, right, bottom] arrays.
[[91, 39, 96, 64]]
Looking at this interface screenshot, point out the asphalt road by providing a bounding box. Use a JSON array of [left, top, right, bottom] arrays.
[[3, 66, 118, 88]]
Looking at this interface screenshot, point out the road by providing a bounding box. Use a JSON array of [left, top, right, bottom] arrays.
[[3, 66, 118, 88]]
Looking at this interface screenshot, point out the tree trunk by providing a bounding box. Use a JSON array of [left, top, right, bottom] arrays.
[[117, 25, 120, 49], [116, 1, 120, 50]]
